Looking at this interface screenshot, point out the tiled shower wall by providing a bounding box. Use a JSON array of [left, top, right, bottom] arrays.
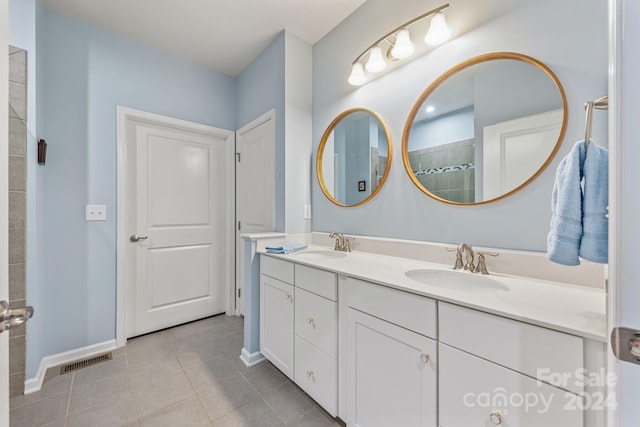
[[408, 139, 475, 204], [8, 46, 28, 397]]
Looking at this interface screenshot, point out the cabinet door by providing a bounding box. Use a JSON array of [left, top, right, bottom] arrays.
[[439, 343, 584, 427], [260, 274, 294, 379], [347, 308, 437, 427]]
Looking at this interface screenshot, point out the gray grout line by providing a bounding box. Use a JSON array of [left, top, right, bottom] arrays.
[[123, 346, 143, 427]]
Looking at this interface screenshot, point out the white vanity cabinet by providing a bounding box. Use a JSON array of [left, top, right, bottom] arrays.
[[438, 302, 585, 427], [346, 277, 438, 427], [260, 256, 295, 379], [259, 256, 339, 416]]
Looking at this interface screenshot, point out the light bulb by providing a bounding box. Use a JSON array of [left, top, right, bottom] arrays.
[[425, 12, 451, 46], [365, 46, 386, 73], [391, 29, 415, 59], [348, 62, 367, 86]]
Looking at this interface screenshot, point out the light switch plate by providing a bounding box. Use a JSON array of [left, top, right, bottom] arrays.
[[304, 204, 312, 219], [85, 205, 107, 221]]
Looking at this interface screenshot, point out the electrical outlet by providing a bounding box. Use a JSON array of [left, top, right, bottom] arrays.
[[85, 205, 107, 221], [304, 204, 312, 219]]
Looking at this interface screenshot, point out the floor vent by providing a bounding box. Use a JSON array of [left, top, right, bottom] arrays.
[[60, 353, 113, 375]]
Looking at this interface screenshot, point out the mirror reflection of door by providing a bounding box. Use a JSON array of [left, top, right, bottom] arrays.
[[317, 108, 393, 207], [403, 52, 567, 205]]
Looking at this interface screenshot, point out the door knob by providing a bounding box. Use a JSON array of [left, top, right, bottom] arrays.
[[0, 300, 34, 333], [130, 234, 148, 242]]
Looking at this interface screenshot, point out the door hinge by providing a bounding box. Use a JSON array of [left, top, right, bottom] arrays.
[[235, 153, 241, 163], [237, 289, 241, 298], [237, 221, 241, 230]]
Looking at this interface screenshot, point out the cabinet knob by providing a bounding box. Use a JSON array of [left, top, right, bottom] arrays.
[[307, 370, 314, 378], [420, 353, 430, 363], [287, 294, 293, 302], [307, 318, 315, 326], [490, 411, 503, 425]]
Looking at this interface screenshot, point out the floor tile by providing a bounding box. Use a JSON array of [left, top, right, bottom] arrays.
[[240, 361, 290, 396], [9, 391, 68, 427], [66, 397, 137, 427], [297, 407, 345, 427], [216, 399, 285, 427], [134, 371, 195, 419], [262, 381, 315, 425], [72, 353, 128, 388], [68, 371, 133, 416], [10, 373, 72, 410], [190, 369, 260, 421], [140, 398, 212, 426]]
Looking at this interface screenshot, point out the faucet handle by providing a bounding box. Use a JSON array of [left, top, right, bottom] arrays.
[[474, 251, 499, 274], [445, 247, 464, 270], [344, 237, 355, 252]]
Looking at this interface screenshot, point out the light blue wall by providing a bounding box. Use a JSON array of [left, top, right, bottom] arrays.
[[33, 7, 236, 374], [237, 32, 286, 231], [312, 0, 608, 251]]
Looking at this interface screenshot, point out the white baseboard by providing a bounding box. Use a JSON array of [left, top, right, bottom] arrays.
[[239, 347, 265, 367], [24, 340, 118, 395]]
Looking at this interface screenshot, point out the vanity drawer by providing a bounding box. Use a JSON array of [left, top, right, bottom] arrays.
[[295, 264, 337, 301], [295, 335, 337, 416], [346, 277, 437, 339], [439, 343, 583, 427], [439, 302, 584, 395], [261, 255, 294, 284], [295, 287, 337, 358]]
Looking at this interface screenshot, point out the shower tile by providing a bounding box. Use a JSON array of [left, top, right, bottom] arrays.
[[9, 81, 27, 120], [9, 227, 25, 264], [9, 191, 26, 227], [9, 335, 26, 373], [9, 49, 27, 84], [9, 155, 26, 191], [9, 118, 26, 155], [9, 263, 26, 301]]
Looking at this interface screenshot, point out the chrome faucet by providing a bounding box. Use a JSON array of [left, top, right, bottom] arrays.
[[329, 232, 353, 252]]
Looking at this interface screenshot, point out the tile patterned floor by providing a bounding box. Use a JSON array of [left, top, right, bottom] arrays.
[[9, 315, 344, 427]]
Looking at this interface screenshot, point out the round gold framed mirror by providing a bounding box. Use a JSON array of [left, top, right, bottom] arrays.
[[402, 52, 568, 205], [317, 108, 393, 207]]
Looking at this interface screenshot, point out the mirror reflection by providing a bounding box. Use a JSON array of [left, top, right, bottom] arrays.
[[403, 52, 567, 205], [317, 109, 392, 207]]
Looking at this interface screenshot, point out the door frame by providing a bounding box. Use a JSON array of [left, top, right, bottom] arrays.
[[115, 106, 235, 347], [608, 0, 640, 423], [235, 109, 276, 315]]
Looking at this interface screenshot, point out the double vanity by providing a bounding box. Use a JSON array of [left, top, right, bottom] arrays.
[[255, 241, 606, 427]]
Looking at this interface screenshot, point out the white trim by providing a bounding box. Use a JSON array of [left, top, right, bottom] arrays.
[[237, 109, 275, 136], [239, 348, 266, 367], [24, 340, 117, 395], [116, 106, 235, 348]]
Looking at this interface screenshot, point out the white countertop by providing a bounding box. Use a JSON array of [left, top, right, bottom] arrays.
[[259, 245, 607, 342]]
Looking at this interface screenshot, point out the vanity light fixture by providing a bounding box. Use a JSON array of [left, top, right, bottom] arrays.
[[348, 3, 451, 86]]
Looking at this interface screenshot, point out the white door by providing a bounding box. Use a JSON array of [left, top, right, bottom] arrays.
[[347, 308, 437, 427], [609, 0, 640, 424], [235, 110, 275, 315], [483, 109, 563, 199], [118, 107, 234, 340], [1, 6, 10, 423]]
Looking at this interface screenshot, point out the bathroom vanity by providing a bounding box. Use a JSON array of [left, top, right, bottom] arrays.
[[257, 243, 606, 427]]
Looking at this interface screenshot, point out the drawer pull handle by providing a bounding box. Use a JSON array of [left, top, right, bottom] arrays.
[[420, 353, 430, 364], [307, 318, 315, 327], [287, 294, 293, 302], [490, 411, 503, 425], [307, 370, 314, 378]]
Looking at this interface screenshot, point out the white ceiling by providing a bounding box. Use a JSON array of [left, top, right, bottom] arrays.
[[42, 0, 367, 76]]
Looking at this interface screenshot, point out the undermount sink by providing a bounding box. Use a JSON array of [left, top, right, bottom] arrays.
[[404, 269, 509, 293], [293, 249, 348, 260]]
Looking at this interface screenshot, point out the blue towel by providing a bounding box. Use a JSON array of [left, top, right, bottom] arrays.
[[547, 141, 585, 266], [580, 142, 608, 263], [547, 140, 608, 265], [265, 242, 308, 254]]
